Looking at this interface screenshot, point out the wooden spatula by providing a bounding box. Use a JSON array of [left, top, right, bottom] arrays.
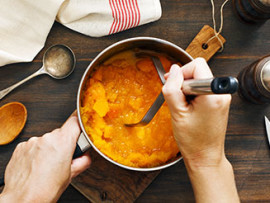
[[0, 102, 27, 145]]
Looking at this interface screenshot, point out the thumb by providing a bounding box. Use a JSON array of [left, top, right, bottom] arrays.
[[60, 112, 81, 148], [162, 64, 188, 114]]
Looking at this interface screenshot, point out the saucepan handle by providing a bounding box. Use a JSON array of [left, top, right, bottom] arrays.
[[0, 177, 4, 187], [73, 132, 92, 159]]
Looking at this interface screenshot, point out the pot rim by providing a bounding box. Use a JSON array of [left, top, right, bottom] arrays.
[[77, 37, 193, 171]]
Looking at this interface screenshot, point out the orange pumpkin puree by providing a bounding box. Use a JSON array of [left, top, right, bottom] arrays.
[[81, 49, 180, 168]]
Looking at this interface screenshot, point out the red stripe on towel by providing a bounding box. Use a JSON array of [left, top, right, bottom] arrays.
[[109, 0, 141, 34], [130, 0, 137, 28], [109, 0, 116, 35], [109, 0, 119, 34], [122, 0, 129, 31], [127, 0, 135, 29], [114, 0, 122, 33], [118, 0, 126, 32], [134, 0, 141, 26], [125, 0, 132, 29]]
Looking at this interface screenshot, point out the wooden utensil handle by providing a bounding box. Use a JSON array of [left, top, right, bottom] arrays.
[[185, 25, 226, 61]]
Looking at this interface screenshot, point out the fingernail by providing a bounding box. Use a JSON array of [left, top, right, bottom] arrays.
[[170, 64, 180, 74], [164, 72, 170, 77]]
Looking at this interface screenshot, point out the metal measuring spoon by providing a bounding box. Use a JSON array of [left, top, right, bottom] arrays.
[[0, 44, 76, 100]]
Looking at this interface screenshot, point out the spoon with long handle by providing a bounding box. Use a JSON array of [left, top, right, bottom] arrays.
[[0, 44, 76, 100]]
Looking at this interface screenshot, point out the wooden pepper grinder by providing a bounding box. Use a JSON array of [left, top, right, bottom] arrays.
[[233, 0, 270, 23], [238, 55, 270, 104]]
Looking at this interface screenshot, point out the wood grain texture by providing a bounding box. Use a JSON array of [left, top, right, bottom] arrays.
[[0, 0, 270, 202], [70, 24, 224, 203], [186, 25, 226, 61], [71, 149, 160, 203]]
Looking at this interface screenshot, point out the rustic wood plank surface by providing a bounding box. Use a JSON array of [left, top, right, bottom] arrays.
[[68, 24, 225, 203], [0, 0, 270, 202]]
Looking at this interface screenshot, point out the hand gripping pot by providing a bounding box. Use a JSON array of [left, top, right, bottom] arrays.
[[75, 37, 194, 171]]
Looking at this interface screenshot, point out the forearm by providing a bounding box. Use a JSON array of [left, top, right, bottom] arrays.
[[185, 156, 239, 203]]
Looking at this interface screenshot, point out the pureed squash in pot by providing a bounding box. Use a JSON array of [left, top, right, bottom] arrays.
[[80, 49, 180, 168]]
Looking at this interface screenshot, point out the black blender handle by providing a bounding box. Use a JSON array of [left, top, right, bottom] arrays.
[[182, 76, 238, 95], [211, 77, 239, 94]]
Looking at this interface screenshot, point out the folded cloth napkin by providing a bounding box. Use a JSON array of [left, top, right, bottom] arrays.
[[0, 0, 161, 67]]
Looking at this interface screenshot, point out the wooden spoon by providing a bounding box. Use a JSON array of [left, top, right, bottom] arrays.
[[0, 102, 27, 145]]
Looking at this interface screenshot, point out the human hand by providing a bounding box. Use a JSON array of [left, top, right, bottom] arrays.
[[162, 58, 231, 168], [0, 112, 91, 202]]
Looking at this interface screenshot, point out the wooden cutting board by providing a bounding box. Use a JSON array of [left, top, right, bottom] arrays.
[[71, 25, 226, 203]]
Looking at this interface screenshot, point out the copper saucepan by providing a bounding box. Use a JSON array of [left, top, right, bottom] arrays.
[[74, 37, 194, 171]]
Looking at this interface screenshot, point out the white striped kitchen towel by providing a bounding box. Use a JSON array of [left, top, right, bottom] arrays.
[[0, 0, 162, 67], [57, 0, 162, 37]]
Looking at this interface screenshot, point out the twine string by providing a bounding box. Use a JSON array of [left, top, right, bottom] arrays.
[[205, 0, 229, 52]]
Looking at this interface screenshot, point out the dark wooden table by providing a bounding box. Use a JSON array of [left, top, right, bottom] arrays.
[[1, 0, 270, 202]]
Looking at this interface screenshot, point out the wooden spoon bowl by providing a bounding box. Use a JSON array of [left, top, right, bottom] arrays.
[[0, 102, 27, 145]]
